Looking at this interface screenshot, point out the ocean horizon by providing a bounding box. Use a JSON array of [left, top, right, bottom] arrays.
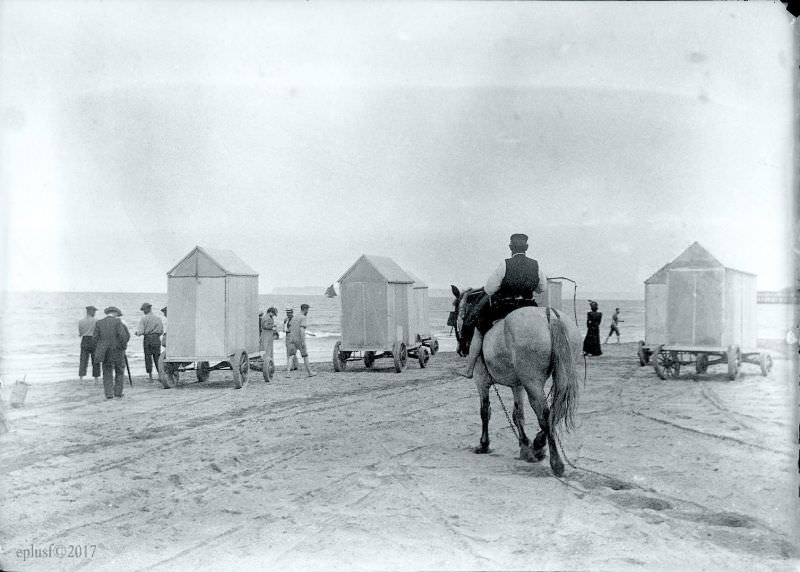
[[0, 291, 792, 384]]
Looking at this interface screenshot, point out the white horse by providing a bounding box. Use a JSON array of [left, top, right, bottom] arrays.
[[452, 286, 581, 477]]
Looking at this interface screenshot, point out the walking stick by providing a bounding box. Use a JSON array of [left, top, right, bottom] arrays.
[[125, 353, 133, 387]]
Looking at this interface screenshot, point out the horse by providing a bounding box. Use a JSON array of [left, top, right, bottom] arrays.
[[451, 285, 582, 477]]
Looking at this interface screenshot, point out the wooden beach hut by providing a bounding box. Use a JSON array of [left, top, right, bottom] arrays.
[[406, 270, 431, 343], [644, 263, 670, 347], [334, 254, 428, 371], [639, 242, 766, 379], [164, 246, 260, 387], [664, 242, 757, 348], [540, 278, 563, 311], [338, 254, 414, 350]]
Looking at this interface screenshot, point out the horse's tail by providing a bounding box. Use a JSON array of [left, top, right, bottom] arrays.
[[548, 317, 579, 432]]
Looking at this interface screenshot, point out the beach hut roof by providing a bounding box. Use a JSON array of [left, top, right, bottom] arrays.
[[406, 270, 428, 289], [644, 242, 755, 284], [644, 263, 672, 285], [168, 246, 258, 277], [668, 242, 724, 269], [338, 254, 414, 284]]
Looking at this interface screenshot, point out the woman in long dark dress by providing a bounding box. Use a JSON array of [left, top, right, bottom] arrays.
[[583, 301, 603, 356]]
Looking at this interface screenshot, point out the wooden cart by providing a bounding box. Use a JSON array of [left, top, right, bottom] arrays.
[[649, 344, 772, 380], [159, 246, 270, 389], [637, 242, 771, 380], [332, 254, 430, 373]]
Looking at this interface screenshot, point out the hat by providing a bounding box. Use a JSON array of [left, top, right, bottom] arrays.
[[285, 306, 294, 312], [510, 233, 528, 244], [140, 303, 152, 311], [104, 306, 122, 316], [85, 305, 98, 312]]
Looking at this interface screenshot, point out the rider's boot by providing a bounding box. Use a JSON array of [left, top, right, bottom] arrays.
[[457, 330, 483, 378]]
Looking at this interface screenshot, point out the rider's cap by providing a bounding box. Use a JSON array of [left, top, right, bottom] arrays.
[[85, 305, 98, 312], [104, 306, 122, 316], [285, 306, 294, 312], [510, 233, 528, 244], [140, 303, 152, 311]]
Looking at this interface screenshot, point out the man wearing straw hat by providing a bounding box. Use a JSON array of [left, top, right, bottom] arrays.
[[78, 305, 100, 382], [93, 306, 131, 399]]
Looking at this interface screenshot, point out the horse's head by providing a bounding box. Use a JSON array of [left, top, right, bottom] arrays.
[[450, 284, 482, 357]]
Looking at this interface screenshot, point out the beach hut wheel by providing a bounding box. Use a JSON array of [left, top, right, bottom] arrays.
[[363, 351, 375, 369], [231, 351, 249, 389], [726, 346, 739, 381], [196, 361, 210, 383], [158, 352, 180, 389], [392, 342, 407, 373], [418, 346, 429, 368], [332, 342, 346, 372], [759, 353, 772, 377]]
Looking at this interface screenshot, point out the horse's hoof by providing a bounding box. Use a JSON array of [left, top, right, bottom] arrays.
[[551, 460, 565, 477], [520, 446, 540, 463], [533, 449, 547, 462], [473, 446, 490, 454]]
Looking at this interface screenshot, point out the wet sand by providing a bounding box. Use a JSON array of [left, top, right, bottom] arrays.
[[1, 343, 798, 571]]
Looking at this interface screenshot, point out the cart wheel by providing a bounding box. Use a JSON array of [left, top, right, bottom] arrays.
[[392, 342, 407, 373], [637, 341, 648, 366], [159, 352, 180, 389], [726, 346, 739, 381], [363, 351, 375, 369], [759, 352, 772, 376], [418, 346, 430, 368], [430, 338, 439, 356], [695, 354, 709, 374], [231, 351, 249, 389], [332, 341, 346, 372], [654, 346, 679, 379], [196, 361, 210, 383]]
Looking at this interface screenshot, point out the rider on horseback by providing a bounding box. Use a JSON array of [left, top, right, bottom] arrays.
[[457, 233, 548, 378]]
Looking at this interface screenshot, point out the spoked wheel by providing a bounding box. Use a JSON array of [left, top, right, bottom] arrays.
[[759, 352, 773, 377], [695, 354, 709, 374], [417, 346, 430, 368], [196, 361, 210, 383], [363, 351, 375, 369], [637, 340, 649, 366], [231, 351, 249, 389], [158, 352, 180, 388], [726, 346, 739, 381], [332, 341, 347, 372], [392, 342, 407, 373], [654, 347, 680, 379]]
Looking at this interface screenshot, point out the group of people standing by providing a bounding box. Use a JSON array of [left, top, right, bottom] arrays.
[[260, 304, 316, 377], [78, 303, 167, 399]]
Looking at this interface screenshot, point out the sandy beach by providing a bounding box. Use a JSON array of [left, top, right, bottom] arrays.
[[1, 343, 798, 571]]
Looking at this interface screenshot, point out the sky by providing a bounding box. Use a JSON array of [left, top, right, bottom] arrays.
[[0, 1, 796, 298]]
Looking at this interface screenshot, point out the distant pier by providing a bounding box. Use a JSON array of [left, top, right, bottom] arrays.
[[757, 291, 799, 304]]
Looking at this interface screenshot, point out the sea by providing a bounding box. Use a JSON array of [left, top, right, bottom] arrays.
[[0, 291, 794, 384]]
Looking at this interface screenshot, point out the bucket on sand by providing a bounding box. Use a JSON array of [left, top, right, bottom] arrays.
[[10, 378, 29, 409]]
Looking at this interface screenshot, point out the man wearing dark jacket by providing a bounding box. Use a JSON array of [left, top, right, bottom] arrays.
[[93, 306, 131, 399], [458, 233, 547, 378]]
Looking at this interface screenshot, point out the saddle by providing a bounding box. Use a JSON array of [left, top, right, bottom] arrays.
[[470, 294, 539, 335]]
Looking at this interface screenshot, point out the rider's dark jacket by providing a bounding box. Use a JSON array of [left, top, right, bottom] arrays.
[[473, 253, 545, 334]]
